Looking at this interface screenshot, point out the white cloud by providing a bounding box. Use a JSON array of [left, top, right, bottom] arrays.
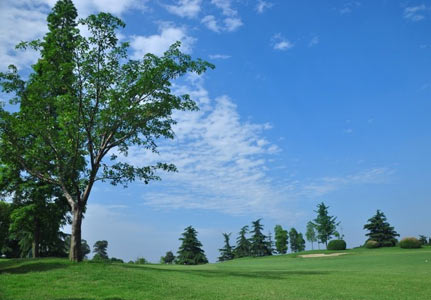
[[256, 0, 273, 14], [271, 34, 294, 51], [130, 25, 195, 58], [208, 54, 231, 59], [202, 0, 243, 32], [309, 36, 319, 47], [165, 0, 202, 18], [339, 1, 361, 15], [404, 5, 428, 22]]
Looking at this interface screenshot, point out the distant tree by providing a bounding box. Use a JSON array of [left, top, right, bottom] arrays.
[[305, 221, 317, 250], [418, 235, 428, 246], [314, 202, 338, 247], [265, 231, 275, 256], [233, 225, 251, 258], [110, 257, 123, 263], [135, 257, 147, 264], [161, 251, 175, 264], [176, 226, 208, 265], [64, 235, 90, 259], [363, 210, 399, 247], [297, 233, 306, 252], [274, 225, 288, 254], [250, 219, 270, 257], [289, 228, 300, 253], [218, 233, 234, 262], [93, 240, 108, 260]]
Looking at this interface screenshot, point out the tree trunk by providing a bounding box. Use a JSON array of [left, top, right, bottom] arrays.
[[32, 218, 40, 258], [69, 206, 83, 262]]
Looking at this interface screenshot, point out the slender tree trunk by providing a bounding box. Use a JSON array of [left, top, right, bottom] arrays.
[[69, 205, 83, 262], [32, 218, 40, 258]]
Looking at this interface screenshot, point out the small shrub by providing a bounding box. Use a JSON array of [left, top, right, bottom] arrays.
[[327, 240, 346, 250], [135, 257, 148, 264], [399, 237, 422, 249], [365, 240, 380, 248]]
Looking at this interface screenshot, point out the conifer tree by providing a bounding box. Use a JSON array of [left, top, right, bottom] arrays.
[[265, 231, 275, 256], [274, 225, 288, 254], [250, 219, 269, 257], [218, 233, 234, 262], [176, 226, 208, 265], [363, 210, 399, 247], [314, 202, 338, 247], [233, 225, 251, 258]]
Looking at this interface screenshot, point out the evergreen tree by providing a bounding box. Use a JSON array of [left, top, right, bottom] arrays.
[[289, 228, 300, 253], [265, 231, 275, 256], [218, 233, 234, 262], [297, 232, 306, 252], [305, 221, 317, 250], [176, 226, 208, 265], [250, 219, 269, 257], [274, 225, 288, 254], [233, 225, 251, 258], [314, 202, 338, 247], [363, 210, 399, 247], [161, 251, 175, 264], [93, 240, 108, 260]]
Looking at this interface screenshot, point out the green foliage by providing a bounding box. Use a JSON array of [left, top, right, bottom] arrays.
[[274, 225, 288, 254], [399, 237, 422, 249], [363, 210, 399, 247], [250, 219, 271, 257], [110, 257, 124, 263], [218, 233, 234, 262], [135, 257, 148, 264], [305, 221, 317, 250], [365, 240, 380, 248], [0, 201, 12, 255], [160, 251, 175, 264], [314, 202, 338, 247], [233, 225, 251, 258], [93, 240, 108, 260], [176, 226, 208, 265], [0, 0, 213, 262], [289, 228, 305, 253], [327, 240, 347, 250], [418, 235, 428, 245]]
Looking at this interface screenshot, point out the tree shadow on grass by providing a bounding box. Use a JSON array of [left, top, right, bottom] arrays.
[[0, 261, 69, 274], [120, 264, 329, 280]]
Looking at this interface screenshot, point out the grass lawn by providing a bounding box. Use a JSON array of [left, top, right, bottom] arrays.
[[1, 247, 431, 300]]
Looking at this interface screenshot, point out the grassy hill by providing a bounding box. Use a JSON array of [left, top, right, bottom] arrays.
[[1, 247, 430, 300]]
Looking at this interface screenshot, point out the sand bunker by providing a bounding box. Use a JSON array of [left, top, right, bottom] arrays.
[[299, 253, 348, 258]]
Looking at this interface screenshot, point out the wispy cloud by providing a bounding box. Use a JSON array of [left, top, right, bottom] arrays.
[[202, 0, 243, 32], [164, 0, 202, 18], [404, 5, 428, 22], [339, 1, 361, 15], [309, 36, 319, 47], [256, 0, 273, 14], [271, 33, 294, 51], [209, 54, 231, 59], [130, 24, 195, 57]]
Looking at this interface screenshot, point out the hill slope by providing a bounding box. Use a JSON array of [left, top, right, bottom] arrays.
[[1, 247, 431, 300]]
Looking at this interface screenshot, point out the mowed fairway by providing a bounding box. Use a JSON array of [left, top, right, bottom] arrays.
[[1, 247, 430, 300]]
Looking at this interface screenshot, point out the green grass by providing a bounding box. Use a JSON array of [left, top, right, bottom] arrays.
[[1, 247, 431, 300]]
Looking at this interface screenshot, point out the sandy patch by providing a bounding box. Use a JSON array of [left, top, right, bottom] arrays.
[[299, 253, 348, 258]]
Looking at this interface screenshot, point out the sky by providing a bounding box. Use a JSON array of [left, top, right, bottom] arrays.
[[1, 0, 430, 262]]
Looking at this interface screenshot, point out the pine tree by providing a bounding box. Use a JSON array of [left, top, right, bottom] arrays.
[[305, 221, 317, 250], [274, 225, 288, 254], [314, 202, 338, 247], [218, 233, 234, 262], [176, 226, 208, 265], [233, 225, 251, 258], [363, 210, 399, 247], [250, 219, 269, 257]]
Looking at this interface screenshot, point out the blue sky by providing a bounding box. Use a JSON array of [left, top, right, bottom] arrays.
[[1, 0, 430, 262]]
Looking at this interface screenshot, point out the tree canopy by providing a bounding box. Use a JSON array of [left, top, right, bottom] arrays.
[[0, 0, 213, 262], [363, 210, 399, 247], [274, 225, 288, 254], [176, 226, 208, 265], [314, 202, 338, 247], [218, 233, 234, 262]]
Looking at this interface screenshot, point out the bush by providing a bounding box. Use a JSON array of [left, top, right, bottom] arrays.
[[135, 257, 147, 264], [365, 240, 380, 248], [399, 237, 422, 249], [327, 240, 346, 250]]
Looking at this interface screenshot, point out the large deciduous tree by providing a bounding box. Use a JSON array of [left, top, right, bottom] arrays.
[[305, 221, 317, 250], [176, 226, 208, 265], [363, 210, 399, 247], [0, 0, 213, 261], [314, 202, 338, 247]]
